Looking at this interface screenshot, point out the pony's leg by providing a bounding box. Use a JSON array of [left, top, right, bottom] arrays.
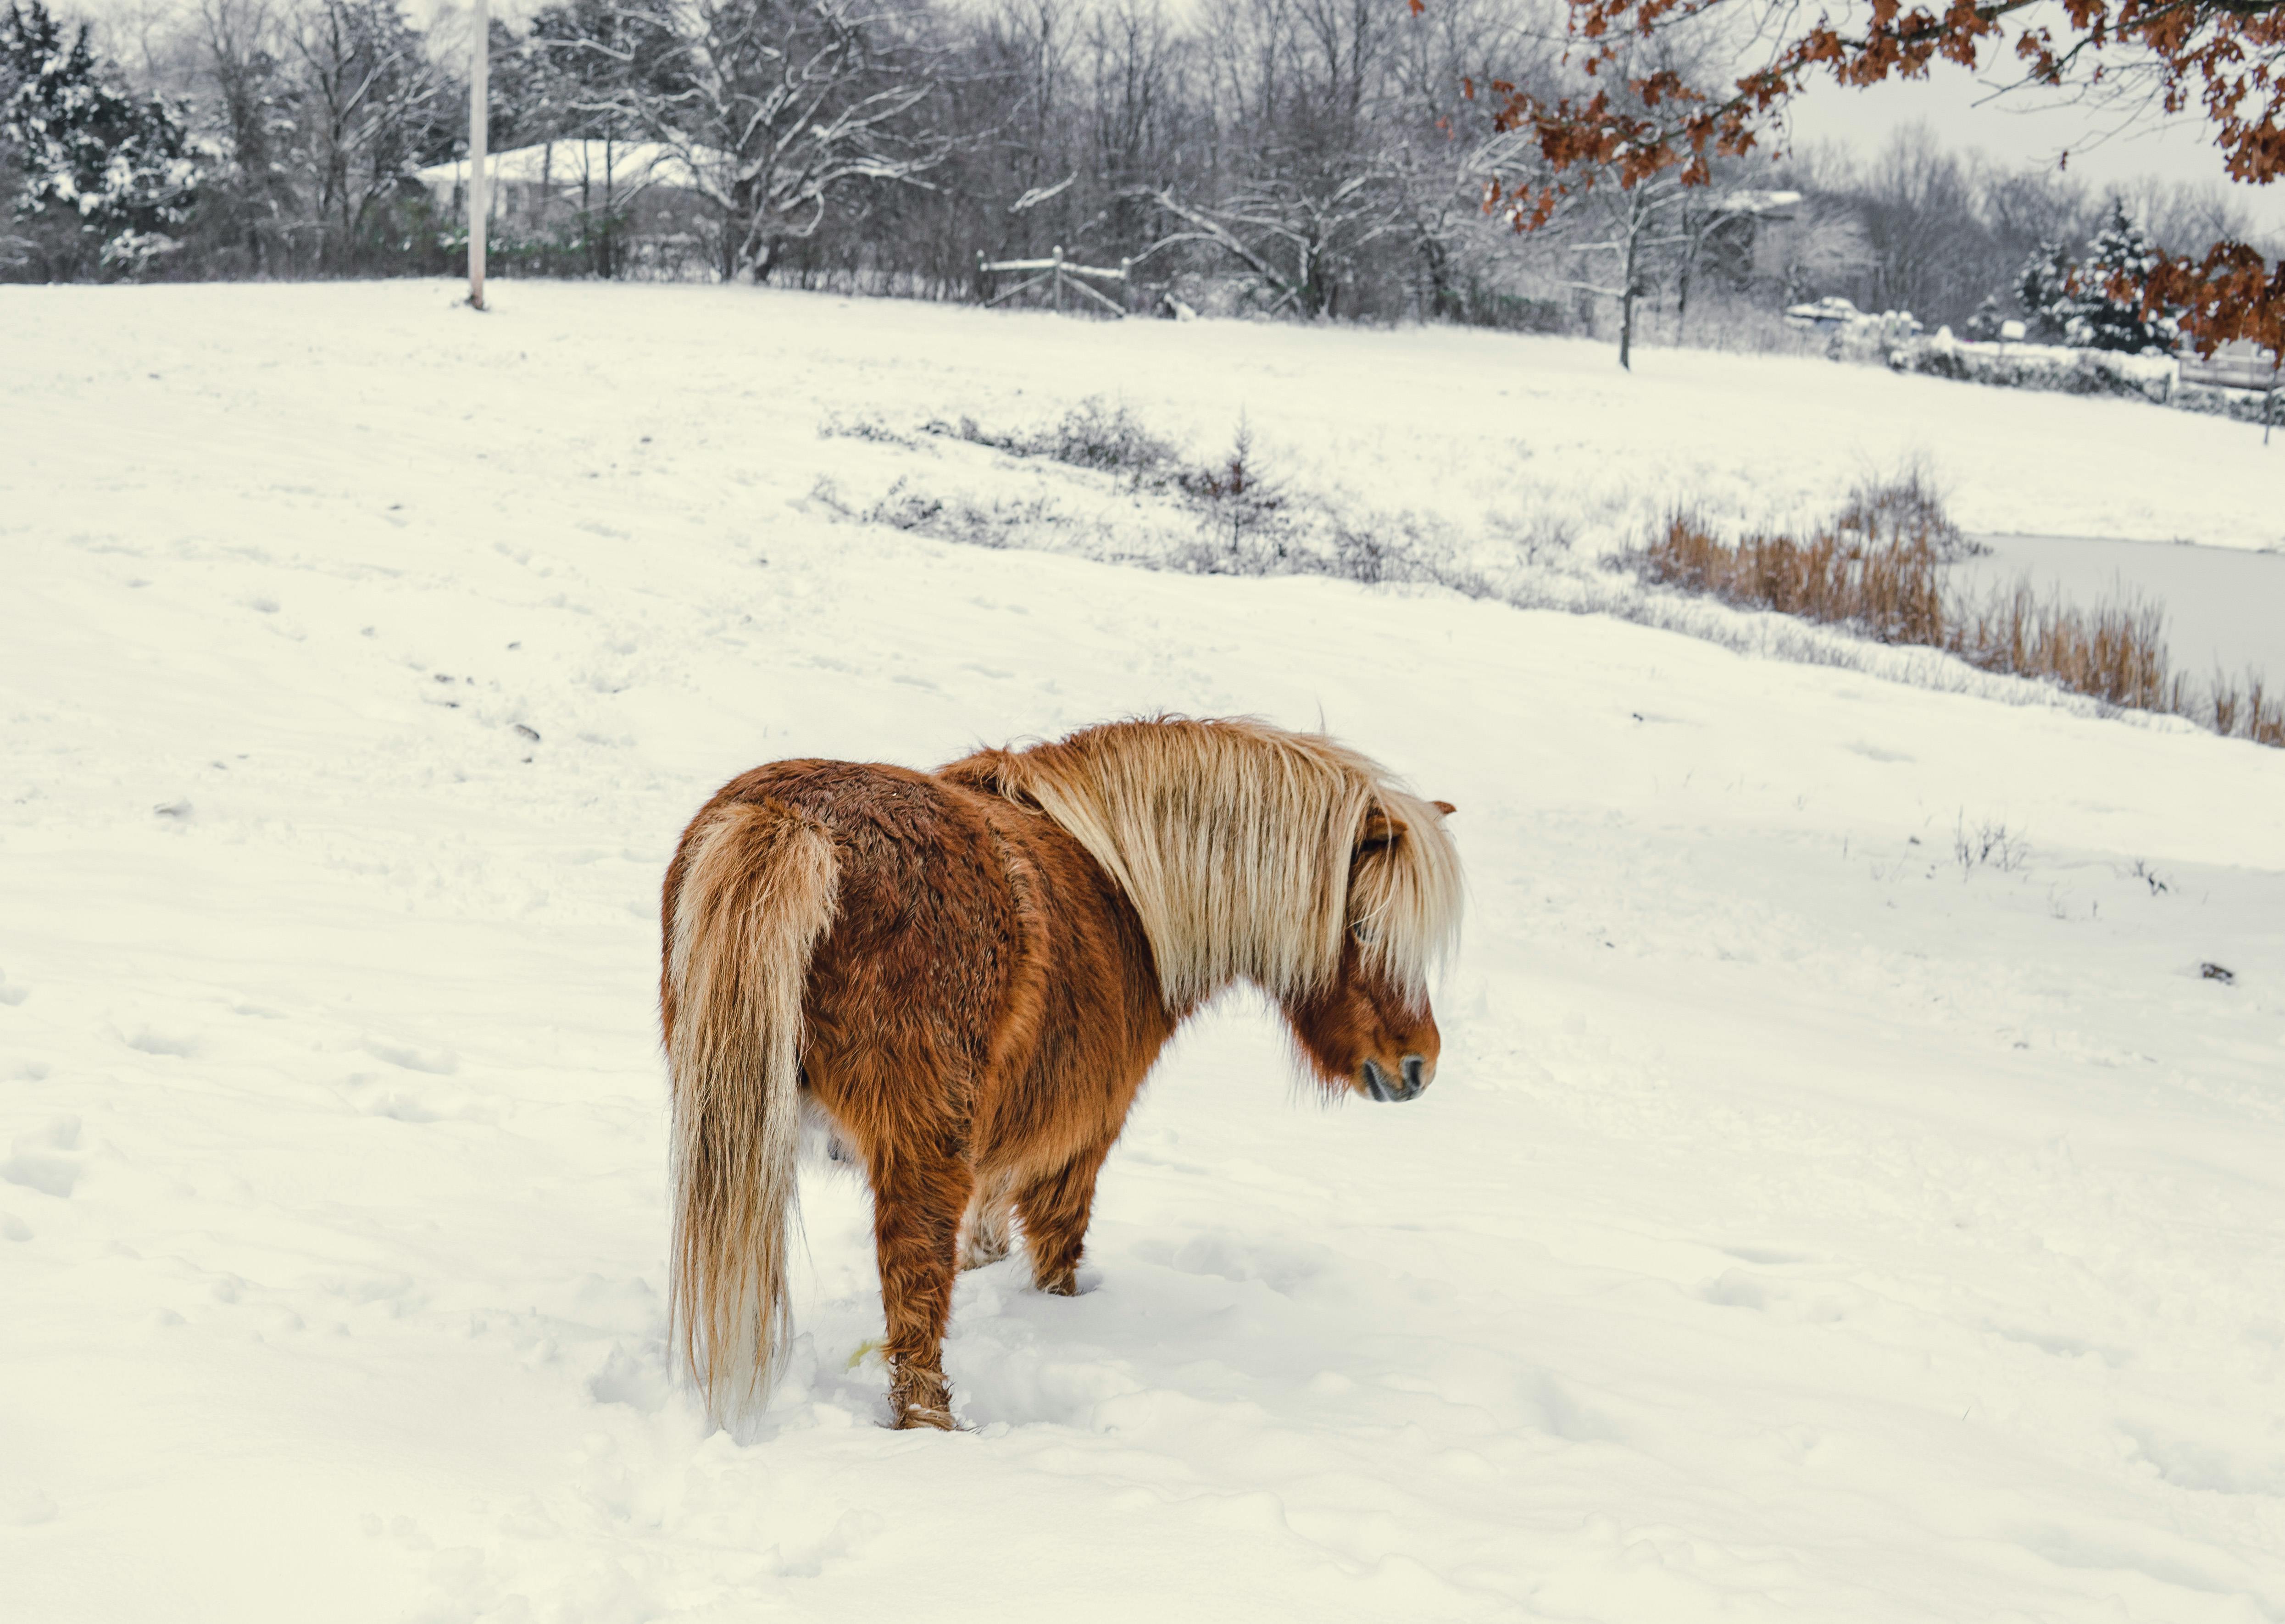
[[958, 1173, 1016, 1272], [1013, 1142, 1112, 1297], [871, 1149, 971, 1430]]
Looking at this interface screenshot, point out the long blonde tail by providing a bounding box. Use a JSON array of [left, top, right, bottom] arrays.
[[664, 799, 839, 1432]]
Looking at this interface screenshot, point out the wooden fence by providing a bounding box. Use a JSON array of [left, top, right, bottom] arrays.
[[976, 246, 1132, 316], [2180, 339, 2281, 443]]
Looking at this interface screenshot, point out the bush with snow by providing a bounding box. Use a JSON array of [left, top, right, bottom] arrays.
[[0, 0, 200, 279], [1893, 332, 2175, 403]]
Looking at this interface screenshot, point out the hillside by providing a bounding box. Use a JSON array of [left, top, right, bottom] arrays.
[[4, 282, 2283, 1623]]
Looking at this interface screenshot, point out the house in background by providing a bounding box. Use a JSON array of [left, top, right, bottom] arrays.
[[417, 141, 720, 278]]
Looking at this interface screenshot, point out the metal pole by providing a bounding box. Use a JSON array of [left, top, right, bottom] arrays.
[[468, 0, 488, 310]]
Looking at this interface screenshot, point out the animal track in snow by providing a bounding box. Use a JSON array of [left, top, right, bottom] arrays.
[[0, 1486, 58, 1526], [362, 1037, 459, 1075], [1, 1117, 83, 1199]]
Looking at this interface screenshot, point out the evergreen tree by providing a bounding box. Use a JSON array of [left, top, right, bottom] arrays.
[[2, 0, 199, 277], [2059, 198, 2177, 353], [2015, 239, 2074, 342]]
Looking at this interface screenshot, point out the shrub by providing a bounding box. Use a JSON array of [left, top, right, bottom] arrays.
[[923, 399, 1179, 482], [1894, 340, 2173, 404]]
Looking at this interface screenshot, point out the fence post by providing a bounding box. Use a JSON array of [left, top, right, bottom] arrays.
[[1119, 256, 1131, 315], [1053, 245, 1064, 314]]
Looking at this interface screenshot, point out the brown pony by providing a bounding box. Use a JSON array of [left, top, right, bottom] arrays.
[[659, 717, 1462, 1432]]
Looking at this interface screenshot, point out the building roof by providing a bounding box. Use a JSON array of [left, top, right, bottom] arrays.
[[417, 141, 715, 195]]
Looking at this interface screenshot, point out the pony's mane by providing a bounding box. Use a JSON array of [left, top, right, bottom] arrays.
[[949, 717, 1462, 1007]]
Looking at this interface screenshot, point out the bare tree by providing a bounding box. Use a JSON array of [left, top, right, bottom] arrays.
[[196, 0, 298, 273], [1552, 164, 1693, 367], [1149, 171, 1400, 316], [286, 0, 450, 270], [1848, 124, 1987, 321], [1379, 0, 1561, 320], [1150, 0, 1412, 317], [603, 0, 947, 280]]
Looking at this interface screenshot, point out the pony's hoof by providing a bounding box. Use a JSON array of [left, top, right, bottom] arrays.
[[889, 1363, 956, 1430]]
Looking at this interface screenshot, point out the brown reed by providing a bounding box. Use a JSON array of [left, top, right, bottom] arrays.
[[1636, 479, 2282, 750]]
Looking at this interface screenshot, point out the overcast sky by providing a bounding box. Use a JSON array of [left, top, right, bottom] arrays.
[[1787, 61, 2285, 239]]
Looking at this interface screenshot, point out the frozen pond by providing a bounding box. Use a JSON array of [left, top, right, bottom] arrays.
[[1954, 533, 2285, 684]]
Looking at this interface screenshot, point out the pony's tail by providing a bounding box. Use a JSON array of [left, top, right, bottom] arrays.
[[663, 799, 839, 1433]]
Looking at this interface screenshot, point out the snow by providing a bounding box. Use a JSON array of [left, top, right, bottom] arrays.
[[417, 142, 709, 202], [4, 280, 2284, 1623]]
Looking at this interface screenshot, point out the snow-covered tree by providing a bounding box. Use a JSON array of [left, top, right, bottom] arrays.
[[2, 0, 200, 277], [1475, 36, 1739, 368], [596, 0, 947, 282], [285, 0, 452, 272], [2059, 199, 2178, 354], [2015, 239, 2074, 342]]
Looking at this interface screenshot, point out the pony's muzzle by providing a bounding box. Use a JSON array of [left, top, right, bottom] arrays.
[[1362, 1055, 1432, 1102]]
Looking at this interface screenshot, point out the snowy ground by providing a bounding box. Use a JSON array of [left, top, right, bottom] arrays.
[[5, 282, 2284, 1624]]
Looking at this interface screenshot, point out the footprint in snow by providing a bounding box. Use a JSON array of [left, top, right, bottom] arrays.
[[766, 1509, 885, 1579], [0, 1487, 58, 1526], [1159, 1228, 1332, 1296], [362, 1037, 459, 1075], [586, 1343, 673, 1414], [1, 1117, 83, 1200]]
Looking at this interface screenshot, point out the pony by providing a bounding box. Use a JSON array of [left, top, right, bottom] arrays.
[[659, 716, 1462, 1431]]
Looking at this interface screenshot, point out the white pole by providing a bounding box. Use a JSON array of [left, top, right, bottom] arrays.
[[468, 0, 489, 310]]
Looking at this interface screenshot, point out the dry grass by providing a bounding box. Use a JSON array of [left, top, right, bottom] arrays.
[[1638, 477, 2284, 750]]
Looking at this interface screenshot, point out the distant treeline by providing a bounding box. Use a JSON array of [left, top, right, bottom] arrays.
[[3, 0, 2270, 347]]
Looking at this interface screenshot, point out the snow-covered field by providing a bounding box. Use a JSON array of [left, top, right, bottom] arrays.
[[5, 281, 2284, 1624]]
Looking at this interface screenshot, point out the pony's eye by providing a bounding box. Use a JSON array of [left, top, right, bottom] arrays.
[[1351, 922, 1378, 945]]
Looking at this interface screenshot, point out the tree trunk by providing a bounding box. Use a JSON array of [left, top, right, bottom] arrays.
[[1675, 243, 1693, 345], [1619, 223, 1640, 371], [1418, 234, 1455, 322]]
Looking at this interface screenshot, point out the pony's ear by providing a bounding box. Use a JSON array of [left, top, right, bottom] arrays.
[[1431, 800, 1457, 817], [1358, 807, 1405, 849]]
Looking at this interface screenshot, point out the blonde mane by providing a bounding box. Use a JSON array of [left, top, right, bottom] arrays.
[[963, 717, 1462, 1008]]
